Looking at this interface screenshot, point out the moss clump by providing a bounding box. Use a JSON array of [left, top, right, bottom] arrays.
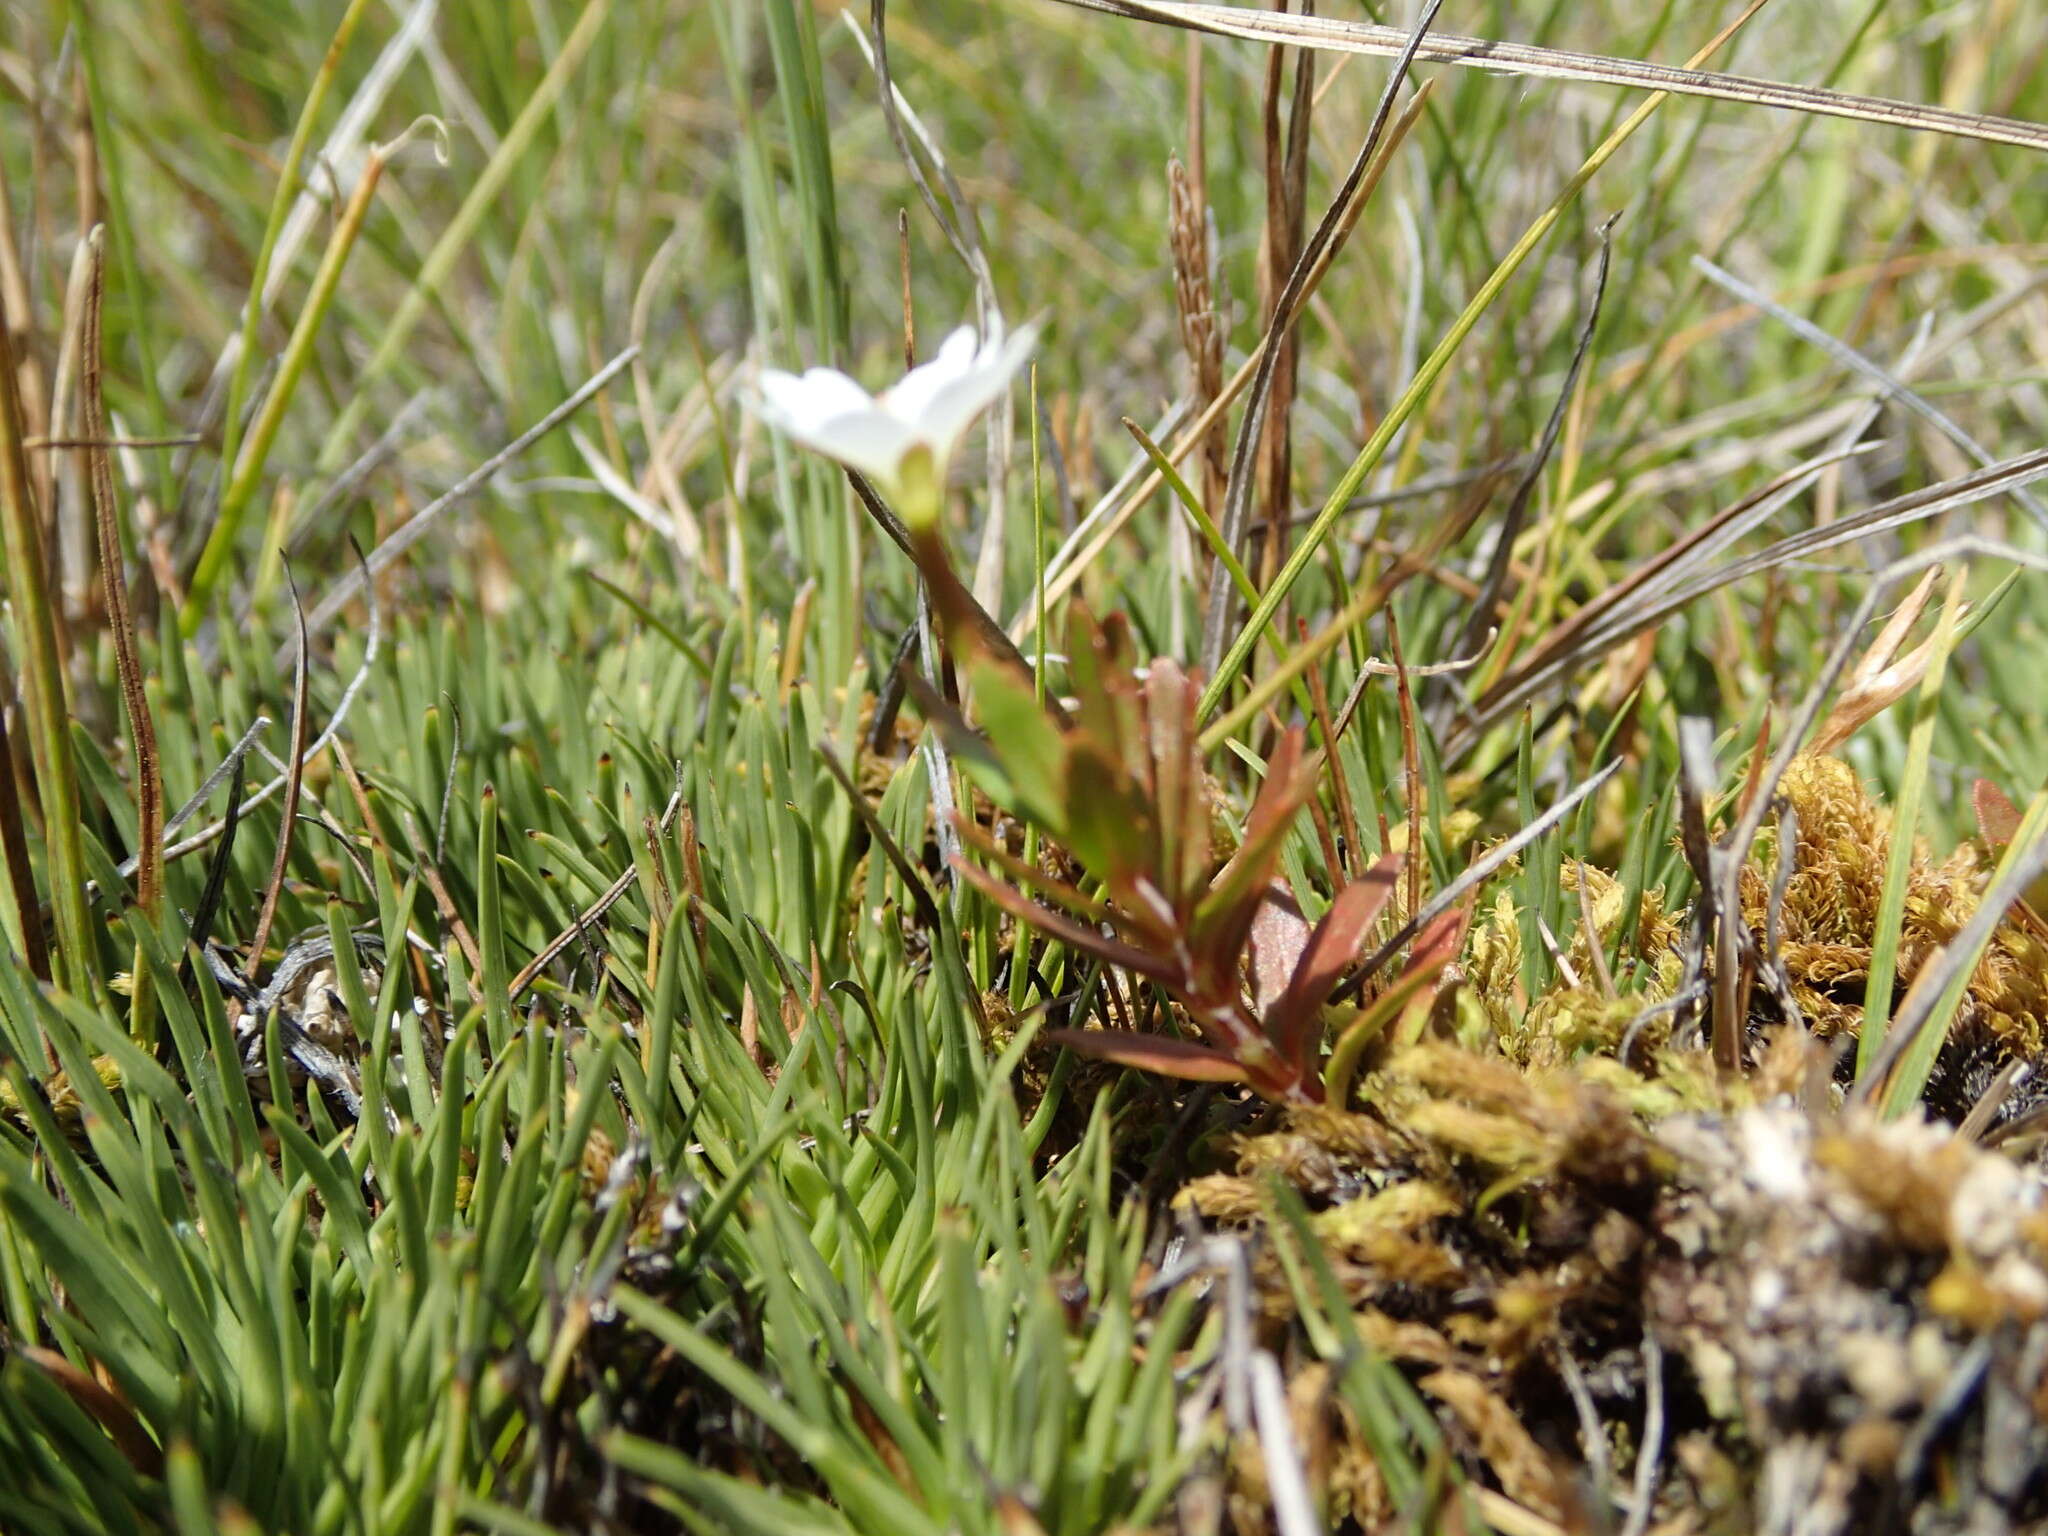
[[1162, 755, 2048, 1531], [1739, 754, 2048, 1060]]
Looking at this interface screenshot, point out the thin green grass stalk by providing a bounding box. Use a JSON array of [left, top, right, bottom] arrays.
[[186, 141, 386, 624], [215, 0, 375, 507], [1125, 418, 1264, 637], [477, 784, 513, 1061], [316, 0, 615, 472], [1195, 1, 1770, 725], [1515, 710, 1559, 997], [1196, 553, 1392, 753], [0, 315, 94, 998], [1011, 367, 1049, 1016], [762, 0, 849, 362], [1123, 414, 1349, 747], [1880, 783, 2048, 1118], [1032, 366, 1047, 709], [1856, 570, 1968, 1075]]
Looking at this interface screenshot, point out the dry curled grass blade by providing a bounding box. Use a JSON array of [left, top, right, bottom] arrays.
[[83, 231, 162, 926], [1050, 0, 2048, 155], [1455, 446, 2048, 754], [1808, 566, 1949, 757], [15, 1344, 163, 1478]]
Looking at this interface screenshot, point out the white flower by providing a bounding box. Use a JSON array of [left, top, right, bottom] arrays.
[[756, 321, 1037, 508]]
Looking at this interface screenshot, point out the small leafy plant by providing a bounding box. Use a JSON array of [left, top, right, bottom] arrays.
[[752, 312, 1439, 1107], [927, 599, 1403, 1106]]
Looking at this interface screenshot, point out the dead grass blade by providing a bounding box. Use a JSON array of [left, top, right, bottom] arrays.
[[165, 719, 272, 844], [1200, 0, 1443, 674], [176, 754, 247, 994], [1050, 0, 2048, 155], [1692, 255, 2048, 531], [287, 345, 638, 665], [1809, 566, 1945, 756], [1331, 758, 1622, 1006], [508, 771, 688, 1001], [111, 540, 379, 889], [1456, 445, 2048, 753], [1675, 716, 1740, 1075], [1454, 216, 1614, 670], [83, 230, 162, 925]]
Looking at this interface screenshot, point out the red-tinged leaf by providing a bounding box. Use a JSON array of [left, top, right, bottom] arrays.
[[1265, 852, 1403, 1069], [952, 855, 1177, 982], [1194, 728, 1321, 959], [951, 815, 1111, 928], [1062, 741, 1155, 888], [1043, 1028, 1247, 1083], [1402, 902, 1473, 981], [1145, 658, 1204, 906], [1066, 609, 1144, 781], [1977, 777, 2024, 847], [1247, 881, 1310, 1022], [1969, 781, 2048, 944], [1321, 900, 1473, 1105]]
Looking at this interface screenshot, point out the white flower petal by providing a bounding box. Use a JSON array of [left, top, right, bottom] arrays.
[[787, 406, 923, 486], [758, 367, 918, 483], [756, 318, 1039, 493], [758, 366, 879, 441], [911, 319, 1038, 460], [880, 326, 982, 430]]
